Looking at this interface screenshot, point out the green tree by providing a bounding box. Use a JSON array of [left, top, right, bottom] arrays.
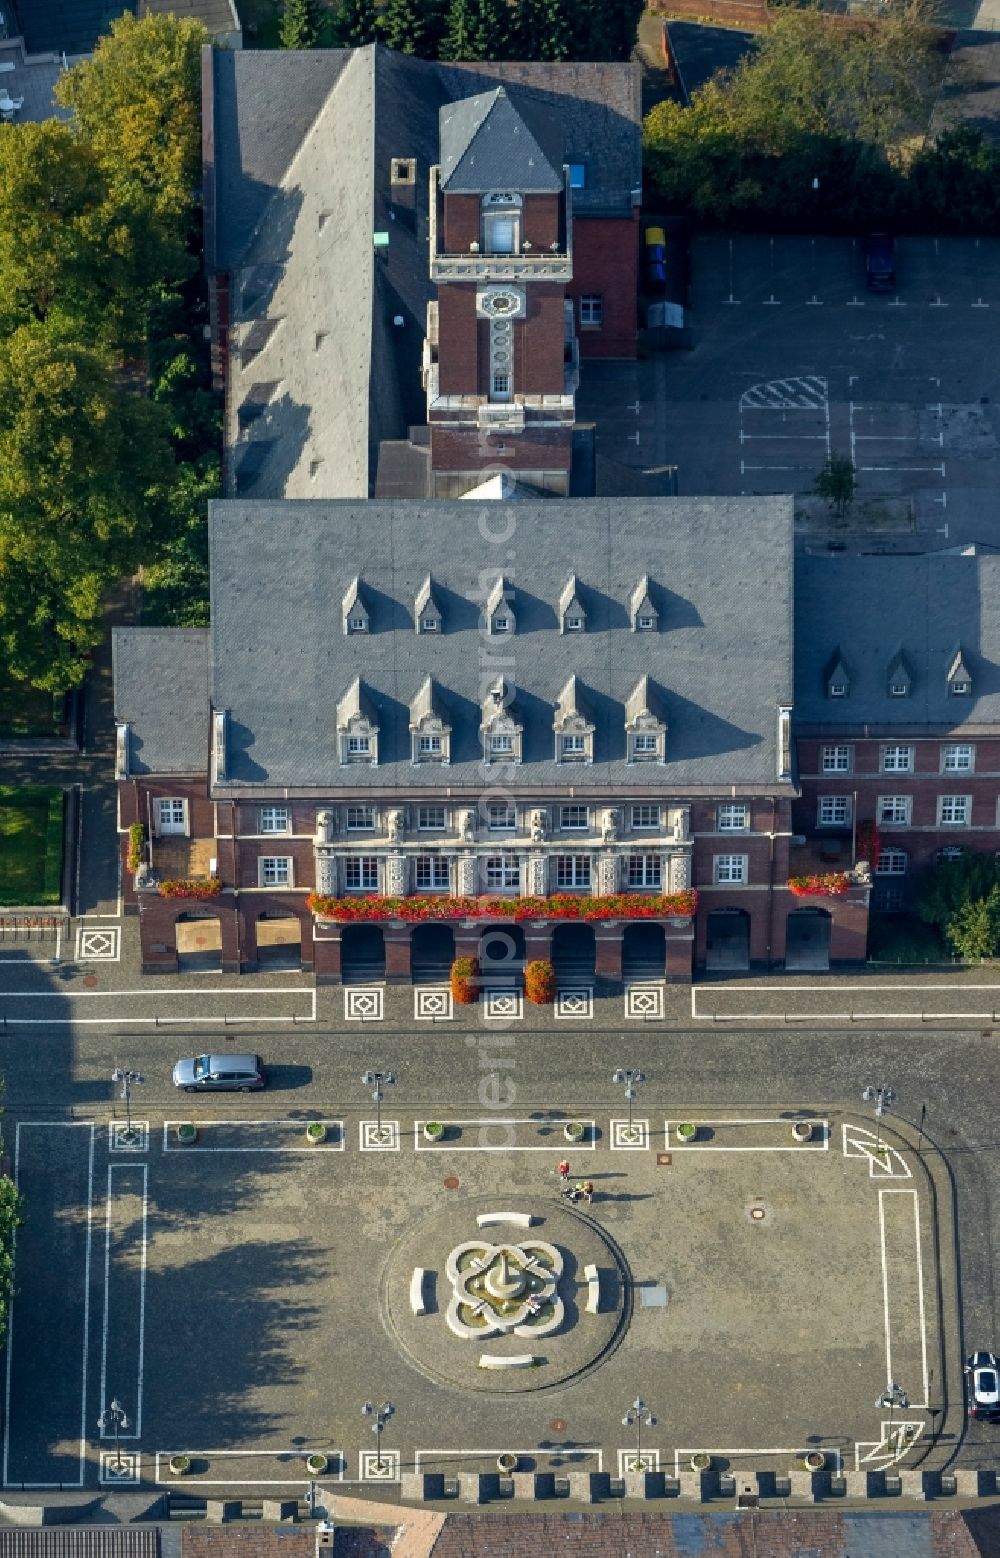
[[381, 0, 448, 54], [578, 0, 643, 60], [0, 1172, 22, 1351], [814, 453, 856, 516], [440, 0, 509, 59], [945, 887, 1000, 961], [514, 0, 574, 60], [335, 0, 379, 46], [919, 850, 1000, 931], [280, 0, 324, 47]]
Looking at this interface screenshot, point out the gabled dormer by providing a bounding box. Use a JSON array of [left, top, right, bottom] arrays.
[[886, 648, 912, 699], [485, 576, 516, 636], [336, 678, 378, 766], [629, 575, 659, 633], [553, 675, 595, 764], [947, 646, 972, 697], [625, 675, 667, 763], [559, 576, 587, 634], [480, 674, 523, 764], [415, 576, 443, 635], [409, 677, 451, 764], [342, 577, 369, 635], [824, 649, 851, 700]]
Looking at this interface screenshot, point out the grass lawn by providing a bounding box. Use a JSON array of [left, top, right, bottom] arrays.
[[0, 676, 66, 740], [0, 788, 64, 906]]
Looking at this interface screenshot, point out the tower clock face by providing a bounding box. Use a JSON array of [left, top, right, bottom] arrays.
[[478, 286, 525, 319]]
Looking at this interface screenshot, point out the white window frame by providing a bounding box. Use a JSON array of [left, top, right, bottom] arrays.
[[828, 682, 848, 699], [484, 854, 520, 889], [258, 805, 290, 835], [626, 853, 661, 888], [818, 795, 851, 827], [559, 732, 588, 762], [889, 681, 909, 698], [579, 293, 603, 326], [414, 855, 450, 891], [878, 795, 912, 826], [489, 732, 514, 755], [560, 805, 589, 831], [636, 614, 656, 632], [633, 734, 659, 756], [347, 614, 367, 634], [417, 805, 447, 831], [347, 734, 371, 757], [630, 804, 661, 830], [259, 856, 292, 888], [156, 797, 188, 836], [950, 679, 971, 697], [881, 745, 914, 773], [714, 854, 747, 885], [420, 615, 439, 633], [938, 794, 971, 826], [418, 735, 442, 756], [876, 849, 908, 875], [487, 803, 516, 831], [564, 614, 584, 632], [821, 744, 852, 773], [346, 805, 375, 831], [718, 803, 749, 832], [554, 854, 591, 889], [942, 743, 974, 772], [344, 856, 378, 891]]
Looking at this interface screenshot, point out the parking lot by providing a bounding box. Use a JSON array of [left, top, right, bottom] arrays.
[[1, 1107, 958, 1494], [581, 235, 1000, 549]]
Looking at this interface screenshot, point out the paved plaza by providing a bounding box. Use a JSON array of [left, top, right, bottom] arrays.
[[0, 1100, 959, 1497]]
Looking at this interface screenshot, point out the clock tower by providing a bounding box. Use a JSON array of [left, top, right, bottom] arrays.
[[423, 86, 579, 498]]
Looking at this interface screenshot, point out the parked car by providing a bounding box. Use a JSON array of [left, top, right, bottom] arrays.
[[966, 1351, 1000, 1419], [172, 1054, 266, 1092], [864, 232, 896, 293]]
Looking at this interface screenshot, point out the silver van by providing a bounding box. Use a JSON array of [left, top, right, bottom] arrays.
[[172, 1054, 265, 1092]]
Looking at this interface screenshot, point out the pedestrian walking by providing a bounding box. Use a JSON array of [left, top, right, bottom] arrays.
[[581, 1180, 594, 1204], [558, 1159, 570, 1182]]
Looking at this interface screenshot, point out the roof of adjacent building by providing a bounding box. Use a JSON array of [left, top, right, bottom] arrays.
[[139, 0, 239, 35], [204, 45, 641, 503], [112, 627, 209, 775], [11, 0, 237, 54], [795, 552, 1000, 729], [439, 85, 564, 193], [194, 494, 793, 792]]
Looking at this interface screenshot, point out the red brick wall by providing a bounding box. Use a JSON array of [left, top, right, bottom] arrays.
[[568, 216, 639, 360], [523, 194, 560, 250], [443, 193, 480, 253], [516, 284, 567, 395], [437, 286, 479, 395], [430, 425, 572, 473]]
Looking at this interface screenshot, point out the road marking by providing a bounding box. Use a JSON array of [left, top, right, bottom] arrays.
[[99, 1162, 147, 1441], [674, 1446, 842, 1474], [162, 1120, 345, 1153], [154, 1448, 344, 1486], [878, 1188, 930, 1406], [415, 1446, 604, 1471], [692, 980, 1000, 1022], [666, 1117, 830, 1152], [0, 985, 317, 1026], [413, 1118, 596, 1152]]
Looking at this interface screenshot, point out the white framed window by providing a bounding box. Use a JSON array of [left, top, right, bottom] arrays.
[[889, 680, 908, 698], [881, 745, 913, 773], [347, 734, 371, 757], [490, 733, 514, 754], [878, 795, 911, 826], [484, 854, 519, 889], [627, 853, 661, 888], [259, 805, 289, 834], [156, 797, 187, 835], [938, 794, 971, 826], [344, 856, 378, 890], [560, 805, 589, 831], [939, 845, 964, 862], [818, 795, 851, 826], [559, 733, 587, 761], [942, 743, 974, 772], [829, 681, 848, 698], [420, 615, 439, 633], [714, 854, 747, 884], [564, 614, 584, 632], [877, 849, 908, 875], [492, 372, 511, 398], [414, 855, 450, 890], [636, 614, 656, 632], [418, 735, 442, 756], [634, 735, 658, 756], [347, 614, 367, 634], [487, 803, 516, 831], [579, 293, 603, 326], [718, 803, 749, 832], [417, 805, 447, 831], [822, 745, 852, 773], [346, 805, 375, 831], [554, 854, 591, 889], [630, 804, 661, 829], [259, 856, 291, 887], [951, 679, 971, 696]]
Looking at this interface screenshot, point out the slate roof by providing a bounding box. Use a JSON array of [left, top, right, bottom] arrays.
[[112, 628, 209, 776], [439, 85, 564, 193], [11, 0, 236, 53], [201, 495, 793, 793], [205, 45, 641, 502], [795, 552, 1000, 729]]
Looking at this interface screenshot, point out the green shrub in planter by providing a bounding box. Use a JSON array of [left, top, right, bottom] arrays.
[[676, 1122, 697, 1141], [451, 956, 479, 1005], [564, 1121, 586, 1142], [424, 1120, 445, 1141], [306, 1121, 327, 1144], [168, 1454, 190, 1475], [176, 1123, 197, 1145], [305, 1452, 328, 1475]]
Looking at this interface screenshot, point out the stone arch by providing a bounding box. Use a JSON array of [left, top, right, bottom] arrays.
[[622, 921, 666, 981], [706, 907, 750, 972], [785, 906, 832, 972]]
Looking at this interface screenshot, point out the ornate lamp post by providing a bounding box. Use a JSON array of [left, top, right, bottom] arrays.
[[112, 1068, 143, 1144], [862, 1083, 896, 1155], [98, 1398, 129, 1474], [612, 1067, 646, 1142], [622, 1396, 654, 1472], [361, 1399, 395, 1472], [362, 1070, 395, 1144], [876, 1380, 909, 1453]]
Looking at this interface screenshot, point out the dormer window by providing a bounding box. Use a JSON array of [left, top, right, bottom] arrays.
[[559, 575, 587, 634], [886, 650, 912, 699], [347, 735, 370, 756], [553, 676, 595, 765], [494, 615, 510, 633], [634, 734, 657, 754], [565, 615, 584, 632], [637, 615, 656, 631], [348, 615, 367, 633], [481, 675, 522, 765], [491, 733, 514, 754], [409, 676, 451, 765], [485, 576, 516, 637], [415, 575, 443, 635], [824, 650, 851, 701], [337, 678, 379, 766], [419, 735, 441, 755], [952, 679, 971, 696], [342, 577, 369, 636], [421, 616, 439, 633], [629, 576, 659, 633], [889, 682, 908, 698], [830, 681, 847, 699], [948, 648, 972, 697], [625, 675, 667, 764]]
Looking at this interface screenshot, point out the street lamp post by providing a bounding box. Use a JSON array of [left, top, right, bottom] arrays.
[[612, 1067, 646, 1141], [361, 1399, 394, 1471], [876, 1380, 909, 1453], [862, 1084, 896, 1155], [362, 1070, 395, 1143], [112, 1069, 144, 1143], [98, 1398, 129, 1474], [622, 1396, 654, 1472]]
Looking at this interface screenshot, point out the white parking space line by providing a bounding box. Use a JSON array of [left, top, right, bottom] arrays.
[[0, 986, 317, 1026], [153, 1448, 344, 1486], [879, 1188, 930, 1407], [665, 1118, 830, 1152], [692, 981, 1000, 1022], [415, 1446, 604, 1471], [674, 1446, 842, 1474], [99, 1162, 148, 1440], [413, 1118, 597, 1152]]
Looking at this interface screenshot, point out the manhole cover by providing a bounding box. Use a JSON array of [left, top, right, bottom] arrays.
[[550, 1418, 567, 1433], [443, 1176, 460, 1190], [656, 1152, 672, 1166], [749, 1206, 766, 1222], [83, 975, 98, 989]]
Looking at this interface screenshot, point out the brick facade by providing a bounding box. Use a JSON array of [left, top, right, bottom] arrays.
[[567, 214, 640, 360]]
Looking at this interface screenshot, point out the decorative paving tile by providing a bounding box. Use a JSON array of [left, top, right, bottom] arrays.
[[555, 988, 593, 1020], [76, 925, 121, 962], [483, 988, 523, 1021], [360, 1449, 400, 1482], [625, 984, 664, 1021], [611, 1118, 650, 1151], [617, 1448, 661, 1477], [345, 987, 384, 1022], [414, 987, 453, 1021], [100, 1451, 140, 1484], [360, 1120, 400, 1152], [110, 1121, 149, 1153]]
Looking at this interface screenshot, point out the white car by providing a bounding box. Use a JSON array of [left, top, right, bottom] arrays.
[[966, 1352, 1000, 1419]]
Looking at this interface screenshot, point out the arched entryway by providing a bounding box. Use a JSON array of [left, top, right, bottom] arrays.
[[785, 906, 832, 971], [479, 922, 525, 981], [622, 922, 666, 982], [411, 922, 455, 983], [255, 910, 302, 969], [175, 911, 222, 973], [552, 922, 596, 984], [706, 908, 750, 972], [341, 924, 386, 984]]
